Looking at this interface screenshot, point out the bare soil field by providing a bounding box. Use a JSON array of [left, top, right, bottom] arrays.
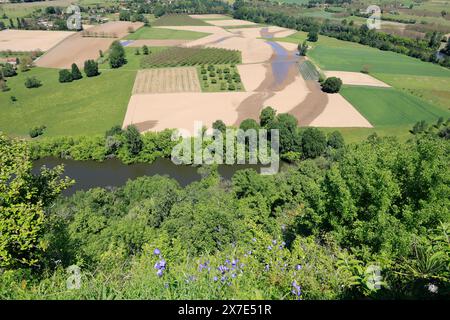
[[132, 67, 201, 94], [324, 71, 391, 87], [205, 19, 257, 27], [308, 93, 373, 128], [123, 92, 253, 134], [0, 30, 74, 52], [36, 22, 143, 69]]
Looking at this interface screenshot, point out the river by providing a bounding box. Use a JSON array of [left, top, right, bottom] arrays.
[[33, 157, 279, 196]]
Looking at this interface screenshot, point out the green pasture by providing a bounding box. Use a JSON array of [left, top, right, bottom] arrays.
[[340, 86, 449, 127], [153, 14, 211, 26], [0, 66, 135, 138], [125, 27, 209, 40]]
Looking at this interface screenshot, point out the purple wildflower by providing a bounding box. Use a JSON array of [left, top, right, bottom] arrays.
[[157, 269, 163, 277], [295, 264, 302, 271], [213, 276, 218, 282], [264, 264, 270, 272], [268, 245, 272, 251], [292, 280, 302, 300], [153, 248, 161, 255]]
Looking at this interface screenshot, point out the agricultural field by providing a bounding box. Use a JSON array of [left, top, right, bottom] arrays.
[[197, 64, 244, 92], [0, 66, 135, 137], [140, 47, 241, 68], [340, 86, 448, 126], [132, 67, 201, 94], [153, 14, 211, 26], [125, 27, 209, 40]]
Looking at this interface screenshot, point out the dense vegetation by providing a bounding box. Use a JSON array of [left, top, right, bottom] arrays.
[[1, 116, 449, 299]]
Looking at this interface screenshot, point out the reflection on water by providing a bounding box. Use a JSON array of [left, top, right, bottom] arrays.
[[33, 157, 275, 196]]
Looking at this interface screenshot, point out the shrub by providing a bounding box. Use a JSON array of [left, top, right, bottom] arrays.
[[10, 95, 17, 102], [2, 63, 17, 77], [307, 30, 318, 42], [58, 69, 73, 83], [228, 83, 235, 90], [321, 77, 342, 93], [71, 63, 83, 80], [84, 60, 99, 77], [211, 78, 217, 84], [24, 76, 42, 88], [29, 125, 46, 138], [142, 45, 149, 55]]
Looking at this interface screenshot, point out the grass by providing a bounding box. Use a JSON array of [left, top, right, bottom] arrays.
[[197, 64, 244, 92], [0, 66, 135, 138], [125, 27, 210, 40], [153, 14, 211, 26], [140, 47, 241, 68], [274, 31, 450, 77], [340, 86, 449, 127]]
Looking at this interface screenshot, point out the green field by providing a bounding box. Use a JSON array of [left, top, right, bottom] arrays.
[[125, 27, 209, 40], [340, 86, 449, 127], [0, 66, 135, 138], [275, 31, 450, 77], [153, 14, 211, 26]]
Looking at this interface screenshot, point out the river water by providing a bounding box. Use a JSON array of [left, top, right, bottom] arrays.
[[33, 157, 276, 196]]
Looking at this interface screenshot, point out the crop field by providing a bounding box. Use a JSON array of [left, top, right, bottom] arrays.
[[132, 67, 201, 94], [197, 64, 244, 92], [140, 47, 241, 68], [125, 27, 209, 40], [298, 60, 320, 81], [153, 14, 211, 26], [340, 86, 449, 127], [0, 66, 136, 137]]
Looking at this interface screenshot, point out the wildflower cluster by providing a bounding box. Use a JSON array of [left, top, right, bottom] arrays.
[[153, 248, 166, 277]]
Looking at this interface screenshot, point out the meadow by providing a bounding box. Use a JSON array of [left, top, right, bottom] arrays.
[[0, 66, 135, 137], [340, 86, 449, 126], [153, 14, 211, 26], [125, 27, 209, 40]]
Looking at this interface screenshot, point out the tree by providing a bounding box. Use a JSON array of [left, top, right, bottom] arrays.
[[119, 10, 131, 21], [270, 113, 301, 154], [142, 45, 150, 55], [321, 77, 342, 93], [24, 76, 42, 88], [0, 134, 73, 268], [71, 63, 82, 80], [125, 125, 143, 156], [19, 56, 33, 72], [307, 30, 318, 42], [298, 40, 308, 56], [84, 60, 99, 77], [212, 120, 226, 133], [239, 119, 259, 131], [327, 131, 345, 149], [109, 41, 127, 69], [259, 106, 276, 128], [58, 69, 73, 83], [301, 128, 327, 159], [2, 63, 17, 77]]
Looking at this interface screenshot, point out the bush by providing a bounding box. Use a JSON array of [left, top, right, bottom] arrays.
[[307, 30, 318, 42], [142, 45, 149, 55], [84, 60, 99, 77], [24, 76, 42, 88], [2, 63, 17, 77], [29, 125, 46, 138], [58, 69, 73, 83], [71, 63, 83, 80], [228, 83, 235, 90], [321, 77, 342, 93]]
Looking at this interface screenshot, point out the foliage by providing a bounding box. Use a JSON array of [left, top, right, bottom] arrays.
[[24, 76, 41, 88], [0, 134, 73, 269], [71, 63, 82, 80], [58, 69, 73, 83], [2, 63, 17, 77], [109, 41, 127, 69], [84, 60, 99, 77], [29, 125, 46, 138], [321, 77, 342, 93]]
